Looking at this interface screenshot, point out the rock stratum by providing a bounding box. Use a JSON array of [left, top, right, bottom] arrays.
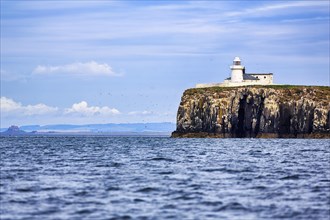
[[172, 85, 330, 138]]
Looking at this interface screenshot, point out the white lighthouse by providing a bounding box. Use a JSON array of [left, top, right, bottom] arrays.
[[230, 56, 244, 82], [195, 56, 274, 88]]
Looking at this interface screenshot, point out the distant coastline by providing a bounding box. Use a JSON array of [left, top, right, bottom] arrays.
[[1, 123, 175, 137], [0, 132, 172, 137]]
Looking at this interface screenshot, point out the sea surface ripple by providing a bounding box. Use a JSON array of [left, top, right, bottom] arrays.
[[0, 137, 329, 219]]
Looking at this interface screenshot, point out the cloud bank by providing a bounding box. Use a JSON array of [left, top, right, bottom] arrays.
[[33, 61, 119, 76], [0, 97, 121, 118], [0, 96, 175, 127], [1, 97, 58, 116]]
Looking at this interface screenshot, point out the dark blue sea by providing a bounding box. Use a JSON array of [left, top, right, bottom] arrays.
[[0, 137, 329, 220]]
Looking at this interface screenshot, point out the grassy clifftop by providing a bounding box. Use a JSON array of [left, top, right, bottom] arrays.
[[185, 85, 329, 95]]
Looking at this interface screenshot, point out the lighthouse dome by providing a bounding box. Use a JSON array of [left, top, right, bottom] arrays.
[[233, 56, 242, 65], [233, 57, 241, 62]]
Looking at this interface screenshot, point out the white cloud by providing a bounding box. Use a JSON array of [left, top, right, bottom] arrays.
[[0, 97, 58, 116], [254, 1, 328, 12], [0, 97, 123, 127], [33, 61, 120, 76], [226, 1, 329, 17], [15, 1, 120, 11], [128, 110, 153, 116], [2, 1, 328, 59], [281, 16, 329, 23], [0, 97, 21, 112], [0, 69, 28, 82], [0, 97, 176, 127], [65, 101, 120, 116], [0, 97, 120, 118]]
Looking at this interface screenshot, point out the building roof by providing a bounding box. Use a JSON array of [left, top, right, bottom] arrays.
[[225, 74, 259, 81], [247, 73, 273, 75], [243, 74, 259, 80]]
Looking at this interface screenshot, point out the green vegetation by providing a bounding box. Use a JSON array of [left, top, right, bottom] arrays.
[[184, 85, 330, 96], [184, 87, 228, 95], [259, 85, 329, 89]]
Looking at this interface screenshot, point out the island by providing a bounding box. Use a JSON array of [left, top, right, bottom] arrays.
[[171, 85, 330, 138], [172, 57, 330, 138]]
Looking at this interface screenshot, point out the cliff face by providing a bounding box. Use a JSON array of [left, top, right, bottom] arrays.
[[172, 86, 330, 138]]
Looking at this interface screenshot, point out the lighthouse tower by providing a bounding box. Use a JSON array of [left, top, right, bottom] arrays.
[[230, 57, 244, 82]]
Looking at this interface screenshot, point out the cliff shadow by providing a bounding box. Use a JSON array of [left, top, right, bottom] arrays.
[[278, 104, 292, 137]]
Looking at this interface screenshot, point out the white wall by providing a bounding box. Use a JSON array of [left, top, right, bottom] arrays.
[[230, 65, 244, 82], [249, 74, 273, 84]]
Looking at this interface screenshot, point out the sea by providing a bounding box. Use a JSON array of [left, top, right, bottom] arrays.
[[0, 136, 329, 220]]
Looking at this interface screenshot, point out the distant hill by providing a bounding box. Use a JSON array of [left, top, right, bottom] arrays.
[[1, 125, 27, 136], [1, 122, 175, 134]]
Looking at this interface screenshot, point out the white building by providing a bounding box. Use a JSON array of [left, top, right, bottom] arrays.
[[196, 57, 273, 88]]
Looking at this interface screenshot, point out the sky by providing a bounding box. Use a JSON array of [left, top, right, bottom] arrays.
[[1, 0, 329, 128]]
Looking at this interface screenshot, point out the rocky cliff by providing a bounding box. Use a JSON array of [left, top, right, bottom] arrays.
[[172, 85, 330, 138]]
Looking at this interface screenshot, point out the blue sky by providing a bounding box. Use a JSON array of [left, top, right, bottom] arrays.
[[1, 0, 329, 127]]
